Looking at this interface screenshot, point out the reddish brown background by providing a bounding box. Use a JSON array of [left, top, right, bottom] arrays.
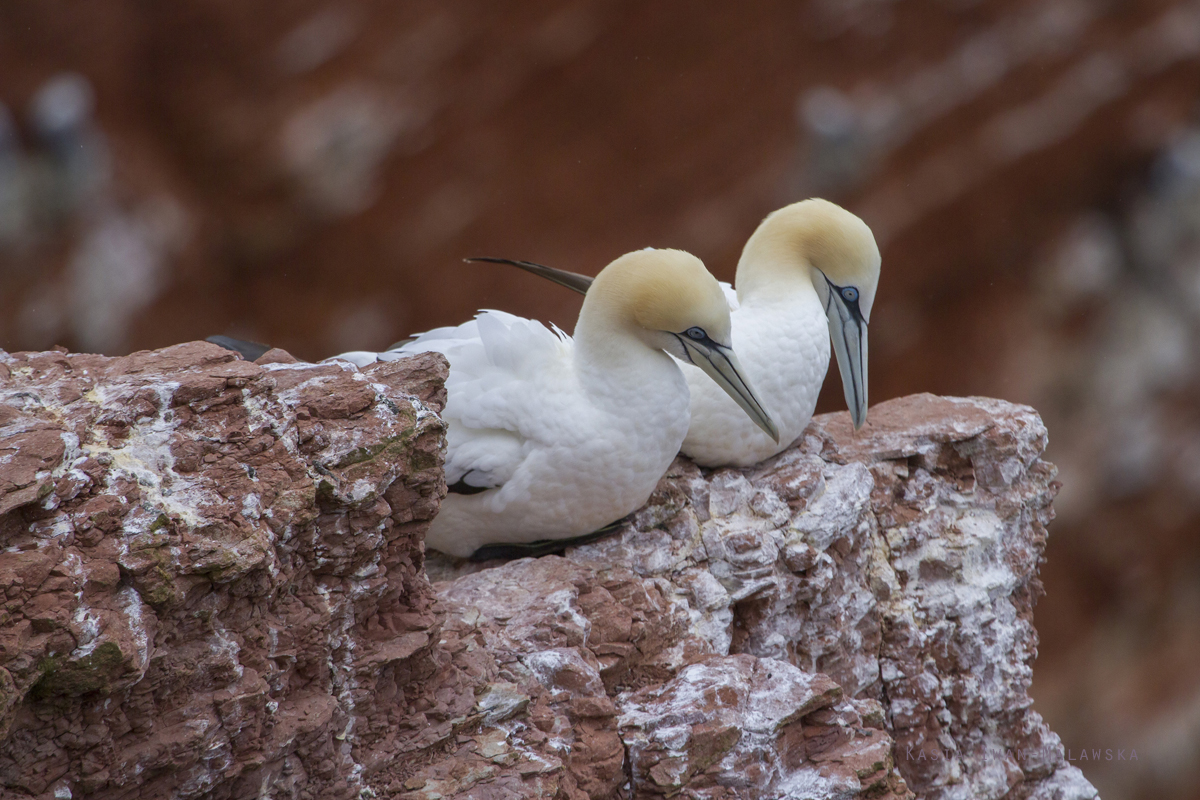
[[3, 2, 1199, 798]]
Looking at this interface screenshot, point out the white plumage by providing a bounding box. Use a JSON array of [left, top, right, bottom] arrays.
[[336, 248, 777, 557], [683, 199, 879, 466], [482, 199, 881, 468], [406, 309, 691, 556], [680, 280, 831, 466]]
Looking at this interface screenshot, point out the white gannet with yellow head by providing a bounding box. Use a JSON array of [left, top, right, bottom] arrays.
[[336, 248, 777, 557], [476, 198, 880, 467]]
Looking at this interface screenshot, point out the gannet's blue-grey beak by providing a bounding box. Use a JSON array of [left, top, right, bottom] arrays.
[[467, 255, 779, 440], [823, 281, 868, 430], [676, 334, 779, 443]]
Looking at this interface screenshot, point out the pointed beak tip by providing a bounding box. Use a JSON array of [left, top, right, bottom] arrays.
[[690, 343, 778, 445], [743, 401, 778, 442]]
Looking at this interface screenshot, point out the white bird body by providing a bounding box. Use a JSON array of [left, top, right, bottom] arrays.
[[392, 309, 689, 556], [336, 248, 777, 558], [481, 200, 880, 469], [681, 279, 830, 466]]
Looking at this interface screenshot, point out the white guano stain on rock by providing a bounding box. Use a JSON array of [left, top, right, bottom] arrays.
[[422, 393, 1097, 800], [0, 343, 449, 799]]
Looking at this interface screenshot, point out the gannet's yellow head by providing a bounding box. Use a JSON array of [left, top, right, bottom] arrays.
[[740, 199, 881, 431], [593, 248, 732, 342], [584, 247, 778, 442], [740, 198, 881, 319]]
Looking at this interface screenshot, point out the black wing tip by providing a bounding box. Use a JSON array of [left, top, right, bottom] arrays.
[[448, 469, 495, 496], [468, 542, 546, 562], [207, 335, 271, 362], [466, 520, 627, 562], [447, 479, 491, 496]]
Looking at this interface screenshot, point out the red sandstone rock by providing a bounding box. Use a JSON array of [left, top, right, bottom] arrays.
[[619, 655, 896, 797], [0, 342, 447, 799], [1, 351, 1095, 800], [412, 394, 1094, 800]]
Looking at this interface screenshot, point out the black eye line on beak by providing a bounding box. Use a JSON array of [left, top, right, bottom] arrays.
[[673, 330, 767, 421], [822, 275, 866, 326], [669, 332, 698, 365], [672, 329, 727, 360]]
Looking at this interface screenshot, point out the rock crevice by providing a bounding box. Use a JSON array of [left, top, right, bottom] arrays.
[[0, 342, 447, 799], [417, 394, 1096, 800], [0, 342, 1097, 800]]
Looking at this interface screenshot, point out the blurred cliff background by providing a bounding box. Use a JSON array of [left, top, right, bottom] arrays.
[[1, 1, 1199, 797]]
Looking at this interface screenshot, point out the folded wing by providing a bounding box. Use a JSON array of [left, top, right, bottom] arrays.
[[392, 310, 576, 492]]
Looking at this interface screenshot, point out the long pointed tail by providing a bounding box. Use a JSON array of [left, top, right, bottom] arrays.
[[465, 257, 593, 295]]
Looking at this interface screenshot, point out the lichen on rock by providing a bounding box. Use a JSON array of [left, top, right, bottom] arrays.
[[0, 341, 447, 799], [1, 341, 1096, 800], [415, 394, 1098, 800]]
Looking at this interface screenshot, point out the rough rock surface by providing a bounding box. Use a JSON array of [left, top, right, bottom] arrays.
[[419, 394, 1099, 800], [0, 342, 447, 799], [1, 354, 1098, 800]]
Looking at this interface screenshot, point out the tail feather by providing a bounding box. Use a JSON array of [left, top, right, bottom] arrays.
[[465, 257, 594, 295]]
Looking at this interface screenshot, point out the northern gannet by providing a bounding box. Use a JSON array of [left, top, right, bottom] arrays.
[[336, 248, 778, 558], [477, 199, 880, 467]]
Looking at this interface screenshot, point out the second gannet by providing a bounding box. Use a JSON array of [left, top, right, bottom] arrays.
[[477, 199, 881, 467], [336, 248, 777, 558]]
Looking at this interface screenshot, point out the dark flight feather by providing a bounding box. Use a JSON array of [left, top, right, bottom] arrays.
[[465, 257, 594, 296]]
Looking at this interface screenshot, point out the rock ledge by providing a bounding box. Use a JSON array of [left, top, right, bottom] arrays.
[[420, 394, 1098, 800], [1, 342, 447, 799], [1, 342, 1096, 800]]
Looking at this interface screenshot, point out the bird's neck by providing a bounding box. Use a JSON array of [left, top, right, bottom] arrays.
[[734, 225, 819, 303], [735, 258, 817, 306], [573, 308, 682, 401]]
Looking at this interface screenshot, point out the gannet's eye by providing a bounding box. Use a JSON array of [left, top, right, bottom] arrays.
[[685, 326, 707, 340], [841, 287, 859, 303]]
